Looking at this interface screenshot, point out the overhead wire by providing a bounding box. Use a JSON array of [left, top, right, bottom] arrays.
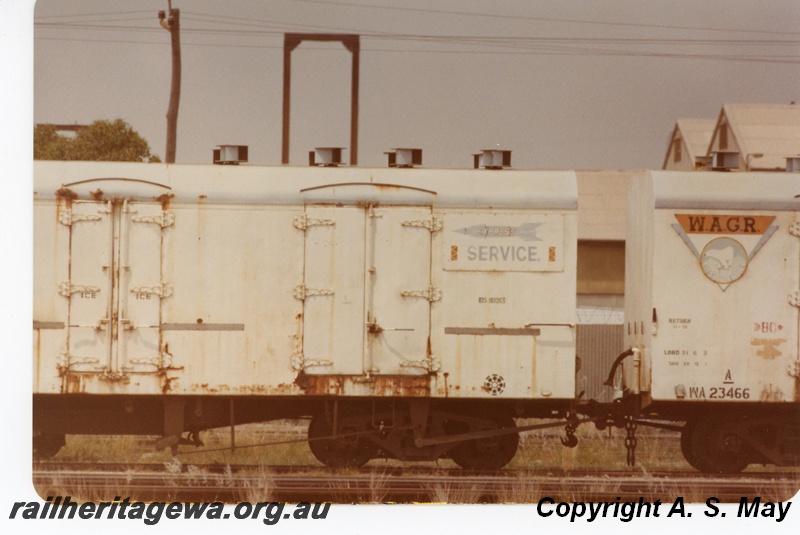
[[35, 3, 798, 38], [32, 35, 800, 65], [34, 9, 153, 20], [34, 21, 800, 47], [293, 0, 800, 37], [33, 8, 800, 65]]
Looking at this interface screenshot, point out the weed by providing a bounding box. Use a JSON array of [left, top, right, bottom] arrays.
[[428, 482, 483, 504], [238, 465, 275, 503]]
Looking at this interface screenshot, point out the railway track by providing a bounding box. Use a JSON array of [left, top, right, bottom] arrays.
[[32, 460, 796, 478], [33, 467, 800, 503]]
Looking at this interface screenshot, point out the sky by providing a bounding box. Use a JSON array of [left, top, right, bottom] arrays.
[[27, 0, 800, 170]]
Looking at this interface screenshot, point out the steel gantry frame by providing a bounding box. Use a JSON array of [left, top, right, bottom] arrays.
[[282, 33, 360, 166]]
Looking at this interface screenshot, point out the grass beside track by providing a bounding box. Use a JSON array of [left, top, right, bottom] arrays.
[[36, 422, 800, 503], [46, 420, 793, 474]]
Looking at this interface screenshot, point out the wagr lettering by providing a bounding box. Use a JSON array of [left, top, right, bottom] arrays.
[[690, 216, 755, 233], [675, 214, 775, 235], [467, 245, 540, 262]]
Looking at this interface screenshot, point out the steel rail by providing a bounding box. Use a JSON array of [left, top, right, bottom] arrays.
[[33, 469, 800, 504]]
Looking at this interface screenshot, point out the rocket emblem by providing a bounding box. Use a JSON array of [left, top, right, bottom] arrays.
[[453, 222, 543, 242]]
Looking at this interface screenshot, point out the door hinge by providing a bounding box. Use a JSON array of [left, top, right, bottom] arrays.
[[789, 290, 800, 308], [401, 356, 442, 372], [127, 352, 183, 371], [401, 286, 442, 302], [159, 348, 183, 371], [130, 283, 174, 298], [126, 357, 161, 368], [789, 221, 800, 238], [98, 371, 131, 383], [293, 214, 335, 231], [291, 353, 333, 371], [132, 211, 175, 228], [58, 282, 100, 298], [58, 210, 103, 226], [402, 216, 443, 232], [293, 285, 334, 300], [57, 353, 101, 374]]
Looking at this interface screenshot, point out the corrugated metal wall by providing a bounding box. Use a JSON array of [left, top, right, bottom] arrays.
[[575, 324, 624, 403]]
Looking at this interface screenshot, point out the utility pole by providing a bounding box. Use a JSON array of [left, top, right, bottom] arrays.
[[159, 3, 181, 163]]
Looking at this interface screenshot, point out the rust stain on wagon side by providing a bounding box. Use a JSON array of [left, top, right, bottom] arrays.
[[55, 195, 72, 228], [296, 374, 430, 397], [751, 337, 786, 360], [63, 373, 93, 394], [185, 383, 301, 395], [760, 384, 785, 402], [55, 187, 78, 200], [157, 193, 174, 210], [161, 375, 179, 394], [231, 383, 301, 395], [189, 383, 223, 394]]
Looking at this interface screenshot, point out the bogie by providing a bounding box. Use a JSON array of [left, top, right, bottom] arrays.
[[307, 412, 377, 468], [305, 403, 521, 469], [33, 433, 65, 460], [679, 412, 800, 473], [681, 416, 750, 474], [447, 415, 520, 470]]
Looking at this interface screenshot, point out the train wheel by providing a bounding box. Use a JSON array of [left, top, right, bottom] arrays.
[[682, 416, 749, 474], [33, 433, 65, 459], [448, 416, 519, 470], [307, 413, 376, 468]]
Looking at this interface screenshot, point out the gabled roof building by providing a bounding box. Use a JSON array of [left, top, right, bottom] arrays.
[[707, 103, 800, 171], [663, 103, 800, 172], [662, 119, 716, 170]]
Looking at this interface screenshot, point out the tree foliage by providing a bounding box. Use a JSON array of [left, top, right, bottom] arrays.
[[34, 119, 161, 162]]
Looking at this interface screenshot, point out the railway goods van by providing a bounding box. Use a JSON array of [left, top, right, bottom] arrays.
[[33, 161, 578, 469], [621, 172, 800, 473]]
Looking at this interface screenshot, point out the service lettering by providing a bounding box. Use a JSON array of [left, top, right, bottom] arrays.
[[467, 245, 540, 262]]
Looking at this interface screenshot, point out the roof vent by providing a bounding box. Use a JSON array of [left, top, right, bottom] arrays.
[[473, 149, 511, 170], [787, 156, 800, 173], [711, 151, 738, 171], [385, 148, 422, 168], [694, 155, 712, 170], [213, 145, 248, 165], [309, 147, 345, 167]]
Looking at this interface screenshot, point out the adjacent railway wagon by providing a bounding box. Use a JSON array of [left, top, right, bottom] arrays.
[[620, 172, 800, 473], [32, 161, 800, 472]]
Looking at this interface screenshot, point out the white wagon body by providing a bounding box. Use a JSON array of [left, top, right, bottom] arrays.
[[34, 161, 577, 402], [624, 171, 799, 406]]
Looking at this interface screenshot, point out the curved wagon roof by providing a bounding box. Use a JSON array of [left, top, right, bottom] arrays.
[[34, 161, 578, 211], [647, 170, 800, 211]]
